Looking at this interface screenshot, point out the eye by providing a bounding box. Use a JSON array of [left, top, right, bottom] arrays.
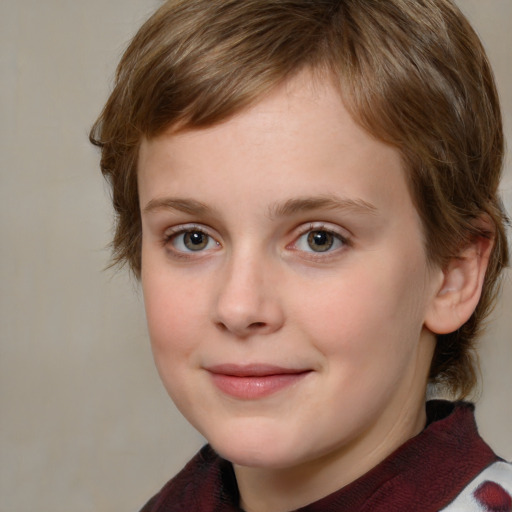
[[294, 228, 346, 253], [167, 228, 219, 253]]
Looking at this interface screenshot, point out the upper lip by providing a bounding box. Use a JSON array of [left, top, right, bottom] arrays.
[[205, 364, 311, 377]]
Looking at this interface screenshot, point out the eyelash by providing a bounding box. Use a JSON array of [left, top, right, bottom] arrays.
[[161, 223, 351, 260]]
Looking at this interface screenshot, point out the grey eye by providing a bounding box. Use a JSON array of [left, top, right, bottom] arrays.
[[294, 228, 346, 254], [183, 231, 209, 251], [306, 230, 335, 252], [170, 229, 218, 252]]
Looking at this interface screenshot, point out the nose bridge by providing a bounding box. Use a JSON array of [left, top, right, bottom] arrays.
[[212, 243, 283, 336]]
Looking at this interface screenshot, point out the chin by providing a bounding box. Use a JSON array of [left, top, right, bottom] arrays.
[[217, 446, 280, 468], [206, 421, 302, 469], [216, 445, 302, 469]]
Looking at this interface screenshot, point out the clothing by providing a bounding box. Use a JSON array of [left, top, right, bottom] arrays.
[[140, 401, 512, 511]]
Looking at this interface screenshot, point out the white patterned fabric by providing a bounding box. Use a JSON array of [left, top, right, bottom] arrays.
[[440, 462, 512, 511]]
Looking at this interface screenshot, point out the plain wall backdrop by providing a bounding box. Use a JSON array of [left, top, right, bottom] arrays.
[[1, 1, 511, 511]]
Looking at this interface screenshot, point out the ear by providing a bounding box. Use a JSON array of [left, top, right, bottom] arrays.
[[424, 233, 493, 335]]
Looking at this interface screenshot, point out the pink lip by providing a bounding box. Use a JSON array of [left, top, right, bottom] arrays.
[[206, 364, 311, 400]]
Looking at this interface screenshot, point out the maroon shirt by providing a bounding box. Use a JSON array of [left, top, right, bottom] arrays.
[[140, 401, 506, 511]]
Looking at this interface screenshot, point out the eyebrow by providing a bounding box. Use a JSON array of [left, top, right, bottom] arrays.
[[142, 195, 378, 218], [142, 197, 212, 216], [267, 195, 378, 219]]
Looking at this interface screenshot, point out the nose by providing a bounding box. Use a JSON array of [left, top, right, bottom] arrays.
[[212, 251, 285, 338]]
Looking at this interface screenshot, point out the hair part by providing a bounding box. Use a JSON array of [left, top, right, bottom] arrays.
[[90, 0, 509, 398]]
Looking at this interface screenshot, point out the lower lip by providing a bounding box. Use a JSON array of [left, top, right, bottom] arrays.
[[209, 372, 310, 400]]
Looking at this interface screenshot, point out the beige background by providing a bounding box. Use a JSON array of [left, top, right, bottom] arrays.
[[1, 1, 510, 511]]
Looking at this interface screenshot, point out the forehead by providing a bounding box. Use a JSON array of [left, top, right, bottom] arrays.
[[137, 71, 418, 230]]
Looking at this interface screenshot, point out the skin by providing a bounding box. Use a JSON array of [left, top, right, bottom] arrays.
[[137, 71, 449, 512]]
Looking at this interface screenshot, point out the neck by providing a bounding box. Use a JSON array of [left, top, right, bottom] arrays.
[[235, 401, 426, 512], [234, 380, 430, 512]]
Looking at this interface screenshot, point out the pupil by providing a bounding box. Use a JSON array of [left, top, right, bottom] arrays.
[[189, 232, 203, 244], [307, 230, 333, 252], [185, 231, 207, 250]]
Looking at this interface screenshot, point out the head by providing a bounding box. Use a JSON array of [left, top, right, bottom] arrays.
[[90, 0, 508, 398]]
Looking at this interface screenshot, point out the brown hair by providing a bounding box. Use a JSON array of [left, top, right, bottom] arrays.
[[90, 0, 509, 398]]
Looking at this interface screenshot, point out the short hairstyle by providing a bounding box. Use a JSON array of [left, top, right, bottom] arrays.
[[90, 0, 509, 398]]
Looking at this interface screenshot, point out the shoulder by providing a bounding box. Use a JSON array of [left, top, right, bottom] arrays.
[[138, 445, 213, 512], [138, 445, 239, 512], [440, 461, 512, 511]]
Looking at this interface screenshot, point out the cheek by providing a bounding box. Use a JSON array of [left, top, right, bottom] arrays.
[[142, 273, 208, 409], [289, 259, 428, 358], [142, 270, 206, 357]]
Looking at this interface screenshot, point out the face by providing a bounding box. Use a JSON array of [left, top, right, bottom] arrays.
[[138, 72, 441, 476]]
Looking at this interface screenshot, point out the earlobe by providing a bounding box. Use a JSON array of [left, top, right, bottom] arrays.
[[425, 234, 493, 335]]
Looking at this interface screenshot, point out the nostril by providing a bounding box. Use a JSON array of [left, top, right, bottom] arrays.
[[216, 322, 228, 332], [249, 322, 266, 329]]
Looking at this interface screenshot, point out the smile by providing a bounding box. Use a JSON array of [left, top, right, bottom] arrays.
[[206, 364, 312, 400]]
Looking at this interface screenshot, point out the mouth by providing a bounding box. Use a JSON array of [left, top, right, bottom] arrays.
[[205, 364, 312, 400]]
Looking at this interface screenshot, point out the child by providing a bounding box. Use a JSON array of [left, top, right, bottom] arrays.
[[90, 0, 511, 510]]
